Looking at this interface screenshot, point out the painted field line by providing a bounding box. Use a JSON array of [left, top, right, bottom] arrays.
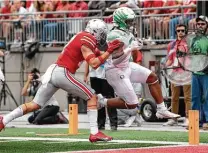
[[0, 136, 194, 145]]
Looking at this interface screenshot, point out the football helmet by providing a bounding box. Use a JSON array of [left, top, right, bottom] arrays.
[[113, 7, 136, 31], [85, 19, 108, 47]]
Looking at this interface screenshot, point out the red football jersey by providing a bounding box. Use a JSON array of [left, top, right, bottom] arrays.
[[56, 31, 97, 74]]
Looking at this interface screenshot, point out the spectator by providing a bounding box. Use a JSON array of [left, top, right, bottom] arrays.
[[162, 0, 181, 39], [43, 0, 69, 47], [169, 0, 196, 39], [67, 0, 88, 40], [106, 0, 119, 9], [0, 0, 12, 39], [28, 0, 47, 42], [163, 24, 191, 126], [22, 68, 68, 125], [120, 0, 140, 9], [68, 0, 88, 18], [41, 0, 59, 45], [190, 16, 208, 130], [142, 0, 164, 42], [88, 0, 106, 17], [10, 0, 28, 45]]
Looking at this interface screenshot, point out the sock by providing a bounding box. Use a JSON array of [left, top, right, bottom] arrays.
[[87, 109, 98, 135], [103, 98, 108, 106], [3, 107, 24, 125], [100, 98, 108, 106], [156, 102, 166, 110]]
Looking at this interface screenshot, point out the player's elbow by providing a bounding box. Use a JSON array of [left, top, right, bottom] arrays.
[[91, 63, 99, 70], [89, 61, 100, 69]]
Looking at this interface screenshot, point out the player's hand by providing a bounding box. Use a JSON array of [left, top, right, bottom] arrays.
[[94, 48, 101, 56], [83, 76, 88, 84], [131, 39, 143, 50], [107, 39, 124, 54]]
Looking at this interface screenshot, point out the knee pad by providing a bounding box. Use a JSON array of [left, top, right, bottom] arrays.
[[148, 79, 158, 85], [87, 95, 97, 109], [147, 73, 159, 85], [22, 101, 40, 114]]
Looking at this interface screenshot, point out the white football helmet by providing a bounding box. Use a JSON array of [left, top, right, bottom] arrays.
[[85, 19, 108, 47]]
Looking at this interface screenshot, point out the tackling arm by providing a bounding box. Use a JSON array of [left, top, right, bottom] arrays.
[[81, 45, 111, 69], [84, 62, 89, 83], [81, 39, 122, 69]]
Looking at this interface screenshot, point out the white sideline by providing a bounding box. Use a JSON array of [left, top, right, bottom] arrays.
[[0, 136, 190, 145], [1, 137, 208, 153]]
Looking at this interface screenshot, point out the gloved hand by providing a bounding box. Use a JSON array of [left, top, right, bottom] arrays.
[[130, 38, 143, 51], [94, 48, 101, 56], [107, 39, 123, 54]]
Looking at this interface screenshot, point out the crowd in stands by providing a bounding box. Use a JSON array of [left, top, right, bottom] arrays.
[[0, 0, 197, 46]]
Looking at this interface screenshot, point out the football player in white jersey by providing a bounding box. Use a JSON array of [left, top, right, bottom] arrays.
[[98, 7, 180, 119]]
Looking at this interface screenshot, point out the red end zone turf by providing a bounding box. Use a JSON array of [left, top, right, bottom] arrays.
[[72, 145, 208, 153]]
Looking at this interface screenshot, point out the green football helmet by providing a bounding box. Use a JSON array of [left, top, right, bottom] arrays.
[[113, 7, 136, 30]]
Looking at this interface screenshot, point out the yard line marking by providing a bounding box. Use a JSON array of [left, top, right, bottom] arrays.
[[0, 136, 202, 145]]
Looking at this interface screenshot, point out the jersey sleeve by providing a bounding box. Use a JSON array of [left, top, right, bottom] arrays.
[[80, 34, 97, 51]]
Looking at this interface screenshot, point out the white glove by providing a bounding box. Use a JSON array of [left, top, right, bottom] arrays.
[[130, 38, 143, 50]]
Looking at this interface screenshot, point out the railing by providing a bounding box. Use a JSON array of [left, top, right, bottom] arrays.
[[0, 6, 197, 47]]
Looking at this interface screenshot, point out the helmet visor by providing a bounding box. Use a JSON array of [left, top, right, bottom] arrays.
[[98, 31, 107, 47], [125, 18, 135, 30]]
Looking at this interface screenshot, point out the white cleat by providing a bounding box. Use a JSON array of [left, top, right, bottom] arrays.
[[156, 109, 181, 119], [135, 113, 142, 127], [124, 116, 136, 127], [163, 119, 178, 126]]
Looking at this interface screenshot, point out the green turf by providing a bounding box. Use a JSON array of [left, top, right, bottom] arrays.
[[1, 128, 208, 143], [0, 128, 207, 153], [0, 140, 163, 153]]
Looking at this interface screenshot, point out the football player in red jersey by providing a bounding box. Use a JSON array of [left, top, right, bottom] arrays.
[[0, 19, 122, 142]]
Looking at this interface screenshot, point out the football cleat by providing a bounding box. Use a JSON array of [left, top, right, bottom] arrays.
[[0, 116, 5, 132], [89, 131, 113, 143], [156, 109, 180, 119]]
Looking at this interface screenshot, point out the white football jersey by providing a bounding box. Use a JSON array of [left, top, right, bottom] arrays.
[[105, 28, 136, 70]]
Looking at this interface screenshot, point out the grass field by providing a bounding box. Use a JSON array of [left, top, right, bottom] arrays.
[[0, 128, 208, 153]]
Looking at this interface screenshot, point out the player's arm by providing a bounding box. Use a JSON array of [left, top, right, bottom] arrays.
[[165, 43, 174, 66], [166, 59, 173, 66], [132, 50, 142, 65], [113, 38, 143, 65], [81, 45, 110, 69], [81, 40, 121, 69], [84, 62, 89, 83], [21, 73, 33, 96]]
